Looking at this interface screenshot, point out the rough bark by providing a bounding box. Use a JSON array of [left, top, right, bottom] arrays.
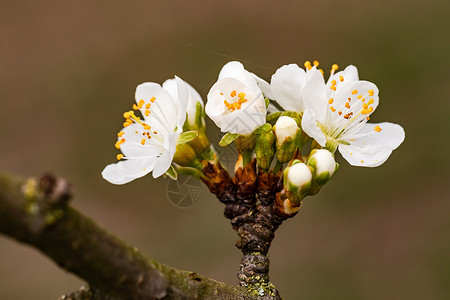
[[201, 160, 291, 299], [0, 171, 258, 300]]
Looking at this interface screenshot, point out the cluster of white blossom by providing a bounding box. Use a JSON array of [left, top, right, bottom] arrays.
[[102, 60, 404, 185]]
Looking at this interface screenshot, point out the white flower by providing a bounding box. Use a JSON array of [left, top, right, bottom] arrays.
[[274, 116, 299, 145], [301, 64, 405, 167], [102, 77, 188, 184], [163, 78, 204, 129], [270, 63, 308, 113], [205, 61, 266, 136]]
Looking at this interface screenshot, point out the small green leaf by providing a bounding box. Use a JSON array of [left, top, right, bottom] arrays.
[[266, 112, 282, 123], [219, 132, 239, 147], [265, 97, 270, 108], [177, 131, 198, 145], [254, 123, 272, 134], [165, 165, 178, 180]]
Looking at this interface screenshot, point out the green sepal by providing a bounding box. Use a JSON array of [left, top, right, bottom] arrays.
[[219, 132, 240, 147], [175, 165, 204, 179], [177, 131, 198, 145], [255, 128, 275, 170], [266, 111, 282, 123], [265, 97, 270, 108], [254, 123, 272, 134], [195, 101, 204, 130], [165, 165, 178, 180]]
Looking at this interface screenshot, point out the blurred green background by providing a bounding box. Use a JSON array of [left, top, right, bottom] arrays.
[[0, 1, 449, 299]]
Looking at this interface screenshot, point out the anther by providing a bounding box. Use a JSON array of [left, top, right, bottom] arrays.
[[304, 61, 312, 70], [313, 60, 319, 67], [339, 76, 344, 82], [351, 90, 358, 95], [117, 154, 124, 160], [145, 103, 151, 109], [368, 89, 374, 96], [150, 97, 156, 103], [328, 98, 334, 104], [117, 131, 124, 137], [141, 139, 146, 145]]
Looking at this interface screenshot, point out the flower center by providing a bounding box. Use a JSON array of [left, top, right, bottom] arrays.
[[322, 75, 380, 142], [223, 90, 248, 112], [114, 97, 165, 160]]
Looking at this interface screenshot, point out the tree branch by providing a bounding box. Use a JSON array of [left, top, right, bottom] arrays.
[[0, 171, 258, 300]]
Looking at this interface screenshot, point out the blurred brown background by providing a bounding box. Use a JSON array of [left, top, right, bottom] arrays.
[[0, 0, 449, 299]]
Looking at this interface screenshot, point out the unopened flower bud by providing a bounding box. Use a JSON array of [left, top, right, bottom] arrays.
[[172, 143, 197, 166], [255, 127, 276, 170], [274, 116, 299, 145], [307, 149, 339, 195], [283, 160, 312, 204], [307, 149, 338, 183], [273, 116, 301, 163]]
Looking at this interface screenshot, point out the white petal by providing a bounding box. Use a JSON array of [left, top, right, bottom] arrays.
[[251, 72, 274, 99], [135, 82, 178, 133], [174, 76, 188, 128], [301, 108, 327, 146], [271, 64, 306, 112], [338, 122, 405, 167], [218, 61, 259, 92], [338, 143, 392, 167], [327, 65, 358, 87], [302, 67, 327, 122], [350, 122, 405, 150], [152, 132, 179, 178], [102, 158, 156, 185]]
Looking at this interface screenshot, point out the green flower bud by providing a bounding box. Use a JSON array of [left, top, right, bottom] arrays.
[[283, 160, 312, 204], [307, 149, 339, 195], [235, 133, 256, 152], [273, 116, 301, 163], [255, 129, 275, 170], [172, 143, 197, 166]]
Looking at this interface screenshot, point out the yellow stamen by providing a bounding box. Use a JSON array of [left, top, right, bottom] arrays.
[[368, 89, 374, 96], [117, 131, 124, 137], [304, 61, 312, 70], [330, 106, 336, 112], [328, 98, 334, 104], [339, 76, 344, 82], [117, 154, 124, 160], [357, 95, 362, 99], [141, 139, 146, 145], [150, 97, 156, 103], [351, 90, 358, 95], [115, 138, 125, 149], [230, 90, 236, 97], [143, 124, 151, 130], [319, 69, 324, 75], [345, 102, 350, 109], [145, 110, 150, 116], [145, 103, 151, 109], [138, 99, 145, 109], [313, 60, 319, 67], [133, 104, 139, 110]]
